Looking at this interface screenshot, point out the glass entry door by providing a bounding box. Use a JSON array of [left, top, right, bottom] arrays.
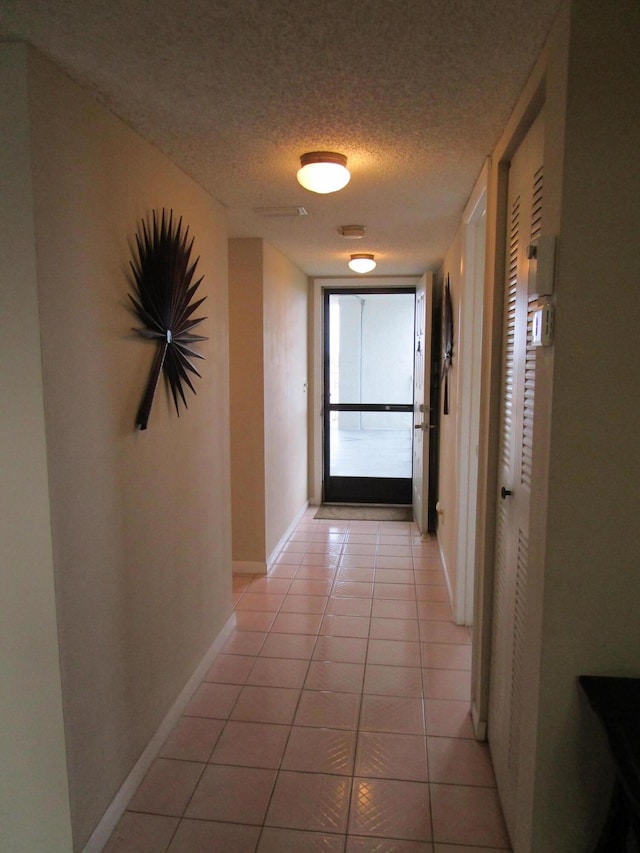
[[323, 288, 415, 504]]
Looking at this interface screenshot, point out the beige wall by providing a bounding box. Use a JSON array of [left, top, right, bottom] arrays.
[[229, 239, 267, 567], [229, 239, 308, 569], [474, 1, 640, 848], [262, 243, 309, 556], [529, 0, 640, 847], [23, 48, 232, 848], [0, 44, 73, 853]]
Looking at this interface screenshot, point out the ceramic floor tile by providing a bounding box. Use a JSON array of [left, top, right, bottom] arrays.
[[234, 610, 277, 632], [424, 699, 475, 739], [235, 593, 285, 612], [320, 614, 370, 638], [430, 784, 510, 848], [305, 660, 365, 693], [344, 534, 378, 545], [326, 596, 373, 617], [269, 563, 299, 578], [414, 570, 447, 586], [271, 611, 323, 634], [415, 586, 449, 603], [167, 819, 261, 853], [342, 544, 377, 557], [290, 578, 334, 596], [339, 554, 377, 569], [427, 737, 496, 787], [378, 534, 413, 546], [210, 720, 290, 768], [260, 632, 317, 659], [374, 556, 414, 571], [371, 600, 419, 621], [346, 836, 433, 852], [348, 777, 431, 841], [282, 725, 356, 774], [274, 551, 305, 566], [374, 568, 415, 584], [294, 689, 361, 730], [185, 764, 276, 824], [376, 545, 413, 557], [419, 621, 471, 645], [160, 716, 224, 762], [103, 812, 179, 853], [233, 575, 253, 593], [205, 654, 256, 684], [359, 695, 425, 735], [423, 669, 471, 701], [369, 617, 420, 641], [301, 553, 341, 568], [280, 594, 328, 614], [230, 685, 300, 724], [364, 664, 423, 698], [313, 635, 369, 664], [258, 827, 346, 852], [184, 682, 242, 719], [247, 656, 310, 688], [416, 602, 453, 621], [249, 576, 292, 594], [266, 771, 350, 833], [355, 731, 428, 781], [335, 567, 375, 583], [128, 758, 205, 817], [333, 580, 375, 598], [367, 639, 421, 667], [223, 631, 267, 656], [374, 583, 416, 601], [281, 540, 309, 553], [422, 642, 471, 671], [295, 565, 337, 580]]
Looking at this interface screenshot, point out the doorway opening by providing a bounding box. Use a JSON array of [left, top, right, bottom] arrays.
[[322, 288, 415, 505]]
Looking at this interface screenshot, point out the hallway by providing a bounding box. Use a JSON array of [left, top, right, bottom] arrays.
[[105, 509, 510, 852]]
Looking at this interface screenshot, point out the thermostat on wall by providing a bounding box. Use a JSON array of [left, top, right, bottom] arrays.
[[532, 300, 554, 347]]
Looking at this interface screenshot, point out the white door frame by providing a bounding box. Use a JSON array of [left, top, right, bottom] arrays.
[[310, 276, 421, 506], [453, 161, 488, 625]]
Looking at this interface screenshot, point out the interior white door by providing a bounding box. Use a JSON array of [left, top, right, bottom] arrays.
[[488, 110, 544, 839], [412, 272, 433, 533]]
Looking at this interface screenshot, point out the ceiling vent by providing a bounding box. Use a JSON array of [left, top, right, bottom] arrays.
[[254, 206, 308, 217], [338, 225, 366, 239]]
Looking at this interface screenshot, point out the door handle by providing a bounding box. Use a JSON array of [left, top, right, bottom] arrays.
[[414, 423, 424, 430], [501, 487, 512, 499]]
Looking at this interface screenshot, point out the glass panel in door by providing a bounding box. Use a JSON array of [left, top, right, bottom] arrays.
[[323, 289, 415, 504]]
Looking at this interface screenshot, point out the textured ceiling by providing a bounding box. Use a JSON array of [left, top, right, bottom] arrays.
[[1, 0, 562, 276]]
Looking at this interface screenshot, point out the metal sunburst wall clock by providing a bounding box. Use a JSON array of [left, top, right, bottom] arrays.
[[128, 209, 208, 430]]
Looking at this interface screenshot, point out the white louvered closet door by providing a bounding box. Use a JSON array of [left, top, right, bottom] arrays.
[[488, 110, 544, 841]]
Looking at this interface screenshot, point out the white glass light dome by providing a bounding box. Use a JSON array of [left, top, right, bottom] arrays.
[[297, 151, 350, 194], [348, 253, 376, 273]]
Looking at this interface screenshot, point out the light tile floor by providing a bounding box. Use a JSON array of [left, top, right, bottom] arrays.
[[105, 509, 511, 852]]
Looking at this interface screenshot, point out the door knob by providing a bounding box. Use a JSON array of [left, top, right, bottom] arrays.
[[501, 487, 512, 499], [414, 423, 424, 430]]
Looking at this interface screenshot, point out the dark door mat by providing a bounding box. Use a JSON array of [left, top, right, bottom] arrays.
[[314, 505, 414, 522]]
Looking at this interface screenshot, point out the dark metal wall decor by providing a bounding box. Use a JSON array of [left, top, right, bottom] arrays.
[[441, 274, 453, 415], [128, 209, 208, 430]]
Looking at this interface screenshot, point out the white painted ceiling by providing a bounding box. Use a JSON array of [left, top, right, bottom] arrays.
[[1, 0, 562, 276]]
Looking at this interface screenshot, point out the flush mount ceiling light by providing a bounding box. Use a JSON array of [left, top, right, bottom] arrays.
[[338, 225, 366, 239], [348, 253, 376, 274], [297, 151, 350, 194]]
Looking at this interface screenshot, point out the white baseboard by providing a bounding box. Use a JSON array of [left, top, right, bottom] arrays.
[[266, 501, 309, 571], [471, 699, 488, 741], [232, 560, 267, 574], [82, 611, 237, 853]]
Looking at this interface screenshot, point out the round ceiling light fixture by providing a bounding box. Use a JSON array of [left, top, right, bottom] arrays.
[[297, 151, 350, 194], [348, 253, 376, 274]]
